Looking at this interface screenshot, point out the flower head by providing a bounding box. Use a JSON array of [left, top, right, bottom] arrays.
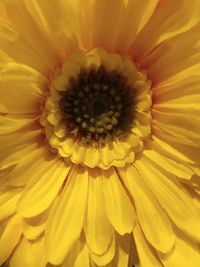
[[0, 0, 200, 267]]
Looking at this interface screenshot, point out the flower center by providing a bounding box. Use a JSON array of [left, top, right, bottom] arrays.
[[41, 48, 152, 168], [59, 67, 135, 146]]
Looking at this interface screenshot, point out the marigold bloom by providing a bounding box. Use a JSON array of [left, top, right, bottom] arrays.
[[0, 0, 200, 266]]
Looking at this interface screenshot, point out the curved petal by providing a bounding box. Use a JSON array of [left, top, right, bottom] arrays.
[[0, 214, 22, 265], [46, 165, 88, 265], [0, 189, 22, 222], [101, 168, 135, 235], [17, 159, 70, 217], [31, 0, 81, 56], [9, 236, 46, 267], [116, 0, 159, 53], [3, 0, 61, 67], [0, 127, 41, 170], [132, 0, 200, 61], [159, 232, 200, 267], [22, 211, 48, 240], [118, 165, 175, 253], [6, 146, 50, 187], [140, 25, 200, 84], [0, 63, 46, 114], [84, 168, 113, 256], [90, 231, 115, 266], [0, 19, 50, 74], [61, 240, 90, 267], [135, 157, 200, 242], [92, 0, 125, 52], [133, 225, 163, 267]]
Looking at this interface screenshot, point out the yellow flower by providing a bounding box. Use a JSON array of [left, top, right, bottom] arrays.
[[0, 0, 200, 266]]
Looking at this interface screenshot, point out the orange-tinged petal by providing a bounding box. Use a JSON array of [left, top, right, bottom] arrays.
[[132, 0, 200, 60], [116, 0, 159, 53], [79, 0, 97, 50], [3, 0, 61, 68], [0, 115, 36, 134], [32, 0, 81, 57], [46, 165, 88, 265], [140, 25, 200, 84], [0, 20, 49, 74], [93, 0, 125, 52], [0, 49, 13, 69]]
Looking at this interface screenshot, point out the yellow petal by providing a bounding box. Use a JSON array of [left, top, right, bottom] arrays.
[[135, 157, 200, 242], [84, 168, 113, 255], [118, 165, 174, 253], [159, 232, 200, 267], [132, 111, 151, 138], [0, 128, 41, 170], [22, 211, 48, 240], [90, 231, 115, 266], [133, 0, 200, 60], [46, 165, 88, 265], [9, 236, 46, 267], [6, 145, 50, 187], [101, 168, 135, 235], [0, 189, 22, 221], [61, 240, 90, 267], [0, 214, 22, 265], [0, 62, 46, 114], [17, 159, 70, 217], [133, 225, 163, 267], [143, 147, 194, 180], [141, 25, 200, 84], [153, 110, 200, 143], [154, 130, 200, 165], [112, 234, 132, 267], [152, 135, 195, 164]]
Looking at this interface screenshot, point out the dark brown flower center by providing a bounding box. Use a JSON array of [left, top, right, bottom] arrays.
[[59, 66, 135, 146]]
